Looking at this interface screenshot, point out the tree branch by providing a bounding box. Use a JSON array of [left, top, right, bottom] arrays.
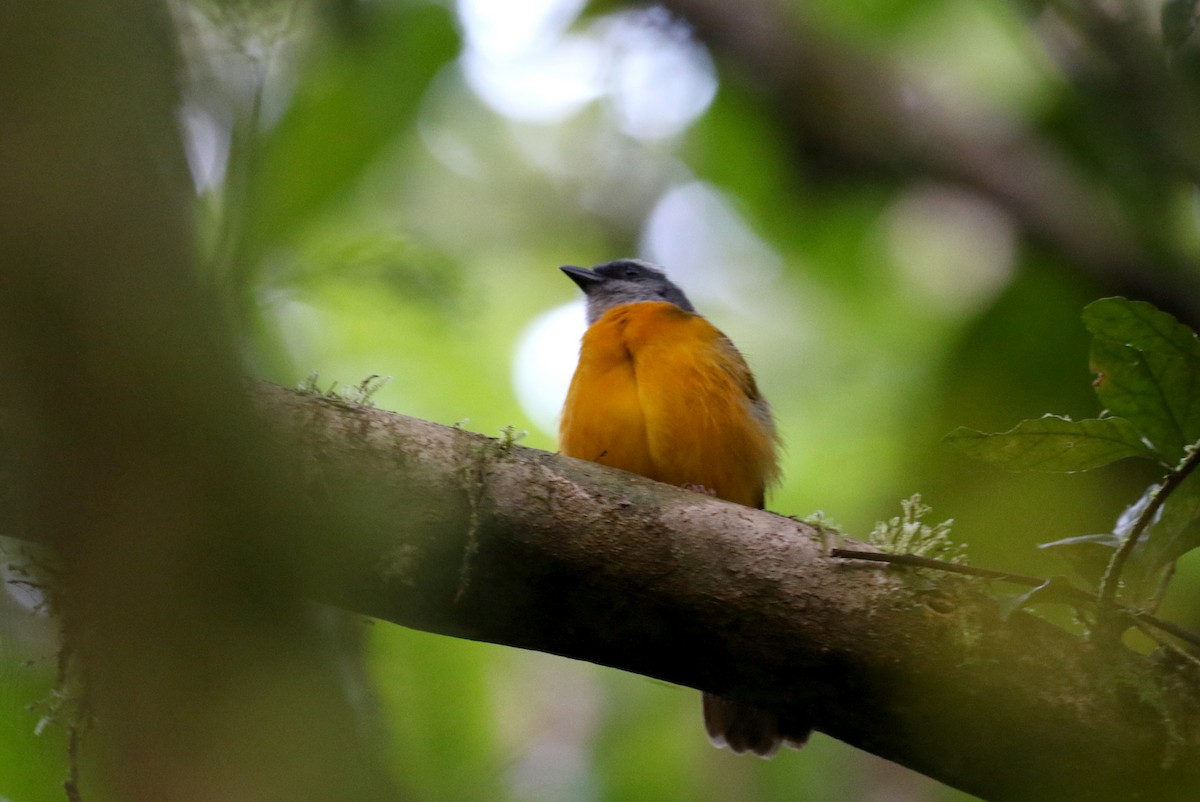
[[656, 0, 1200, 323], [261, 383, 1200, 802]]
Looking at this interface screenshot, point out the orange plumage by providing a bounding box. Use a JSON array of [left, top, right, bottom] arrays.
[[558, 259, 803, 758], [560, 301, 779, 508]]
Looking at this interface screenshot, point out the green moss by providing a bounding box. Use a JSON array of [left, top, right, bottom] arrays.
[[296, 372, 391, 408], [870, 494, 966, 565]]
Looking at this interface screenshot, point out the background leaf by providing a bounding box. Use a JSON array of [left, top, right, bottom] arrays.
[[945, 415, 1157, 472], [1084, 297, 1200, 465], [237, 3, 458, 269], [1039, 532, 1122, 590], [1135, 468, 1200, 603], [1043, 471, 1200, 609]]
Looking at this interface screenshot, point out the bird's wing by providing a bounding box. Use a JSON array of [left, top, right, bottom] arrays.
[[714, 334, 776, 438]]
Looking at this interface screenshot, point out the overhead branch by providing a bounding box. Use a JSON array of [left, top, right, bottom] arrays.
[[261, 383, 1200, 802], [656, 0, 1200, 322]]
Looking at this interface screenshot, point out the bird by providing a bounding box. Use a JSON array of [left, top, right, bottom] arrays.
[[558, 258, 807, 757]]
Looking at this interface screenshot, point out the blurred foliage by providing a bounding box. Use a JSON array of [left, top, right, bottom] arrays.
[[7, 0, 1200, 800], [951, 298, 1200, 616], [0, 569, 69, 802]]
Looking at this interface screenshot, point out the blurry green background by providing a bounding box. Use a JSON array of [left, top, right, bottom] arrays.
[[5, 0, 1200, 799]]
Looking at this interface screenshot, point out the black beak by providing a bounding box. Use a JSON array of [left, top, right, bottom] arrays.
[[560, 265, 603, 291]]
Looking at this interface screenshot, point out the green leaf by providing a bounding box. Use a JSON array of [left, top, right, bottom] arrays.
[[945, 415, 1157, 472], [1043, 470, 1200, 608], [1039, 532, 1121, 593], [996, 576, 1082, 620], [1140, 467, 1200, 583], [1083, 297, 1200, 465]]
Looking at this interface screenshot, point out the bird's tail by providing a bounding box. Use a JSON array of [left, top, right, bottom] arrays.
[[701, 693, 810, 758]]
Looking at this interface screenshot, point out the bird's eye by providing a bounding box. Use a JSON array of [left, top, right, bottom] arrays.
[[624, 266, 639, 277]]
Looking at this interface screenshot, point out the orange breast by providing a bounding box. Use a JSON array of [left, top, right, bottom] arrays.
[[560, 302, 778, 508]]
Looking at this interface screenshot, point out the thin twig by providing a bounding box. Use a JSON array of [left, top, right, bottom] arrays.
[[1098, 446, 1200, 610], [1130, 617, 1200, 671], [64, 722, 81, 802], [1128, 610, 1200, 650], [830, 549, 1047, 586], [830, 547, 1200, 651]]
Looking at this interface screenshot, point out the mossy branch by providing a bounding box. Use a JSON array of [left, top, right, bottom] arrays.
[[256, 383, 1200, 802]]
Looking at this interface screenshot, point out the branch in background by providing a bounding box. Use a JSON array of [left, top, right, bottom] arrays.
[[259, 383, 1200, 802], [657, 0, 1200, 323]]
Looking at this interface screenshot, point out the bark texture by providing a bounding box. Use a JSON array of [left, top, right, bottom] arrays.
[[262, 383, 1200, 802]]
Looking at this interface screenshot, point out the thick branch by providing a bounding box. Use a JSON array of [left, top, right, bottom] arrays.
[[263, 384, 1200, 802]]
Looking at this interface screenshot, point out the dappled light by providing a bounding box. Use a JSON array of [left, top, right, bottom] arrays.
[[513, 301, 585, 437], [458, 1, 716, 138], [881, 184, 1016, 316], [5, 0, 1200, 800]]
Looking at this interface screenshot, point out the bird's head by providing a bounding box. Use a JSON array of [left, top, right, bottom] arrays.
[[560, 259, 696, 324]]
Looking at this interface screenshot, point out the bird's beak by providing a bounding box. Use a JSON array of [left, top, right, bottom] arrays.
[[560, 265, 603, 291]]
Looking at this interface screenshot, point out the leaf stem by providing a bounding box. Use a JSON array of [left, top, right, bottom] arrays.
[[1097, 444, 1200, 611]]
